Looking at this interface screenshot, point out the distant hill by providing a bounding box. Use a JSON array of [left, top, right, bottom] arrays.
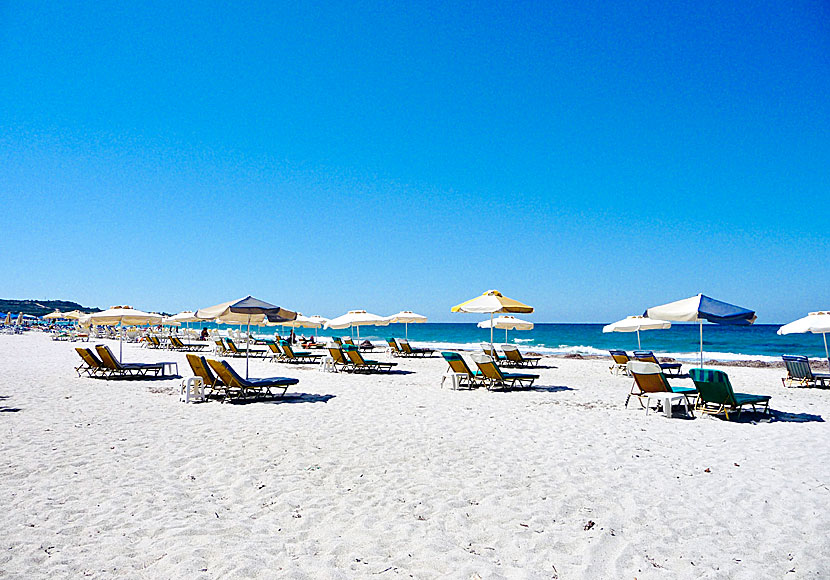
[[0, 299, 101, 317]]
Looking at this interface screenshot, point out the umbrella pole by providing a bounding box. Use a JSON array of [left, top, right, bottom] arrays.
[[490, 313, 494, 352], [246, 315, 251, 380], [505, 327, 508, 342], [824, 332, 829, 371], [637, 329, 641, 349], [699, 321, 703, 369], [120, 322, 124, 362], [405, 322, 408, 340]]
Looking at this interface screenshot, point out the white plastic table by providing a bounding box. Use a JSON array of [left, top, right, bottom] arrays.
[[644, 392, 691, 418]]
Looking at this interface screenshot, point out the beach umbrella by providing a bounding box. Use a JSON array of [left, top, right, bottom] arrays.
[[602, 315, 671, 349], [777, 311, 830, 371], [63, 310, 84, 320], [324, 310, 390, 341], [87, 307, 164, 362], [452, 290, 534, 348], [43, 310, 65, 320], [388, 310, 427, 339], [477, 315, 534, 342], [3, 313, 9, 325], [15, 313, 23, 326], [645, 294, 756, 368], [267, 313, 324, 340], [196, 296, 296, 379]]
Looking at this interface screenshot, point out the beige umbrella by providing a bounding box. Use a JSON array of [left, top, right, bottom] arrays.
[[603, 315, 671, 349], [87, 306, 163, 361], [15, 313, 22, 326], [196, 296, 296, 378], [477, 315, 534, 342], [63, 310, 85, 320], [388, 310, 427, 339], [324, 310, 390, 341], [778, 311, 830, 370], [43, 310, 65, 320], [3, 312, 10, 325], [452, 290, 534, 348]]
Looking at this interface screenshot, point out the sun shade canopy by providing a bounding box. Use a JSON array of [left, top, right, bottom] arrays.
[[645, 294, 756, 325]]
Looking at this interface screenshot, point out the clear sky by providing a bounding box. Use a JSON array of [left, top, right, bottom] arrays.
[[1, 2, 828, 323]]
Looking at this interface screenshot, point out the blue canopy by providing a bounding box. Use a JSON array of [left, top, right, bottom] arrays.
[[645, 294, 756, 325], [696, 295, 757, 325], [228, 296, 296, 323]]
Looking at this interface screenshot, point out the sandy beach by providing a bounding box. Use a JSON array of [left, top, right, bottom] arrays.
[[2, 333, 829, 579]]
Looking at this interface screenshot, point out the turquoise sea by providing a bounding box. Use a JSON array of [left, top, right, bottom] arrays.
[[204, 322, 829, 364]]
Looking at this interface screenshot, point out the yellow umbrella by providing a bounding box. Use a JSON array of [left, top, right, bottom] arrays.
[[452, 290, 534, 346]]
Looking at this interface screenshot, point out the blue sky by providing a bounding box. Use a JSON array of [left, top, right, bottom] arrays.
[[1, 2, 828, 322]]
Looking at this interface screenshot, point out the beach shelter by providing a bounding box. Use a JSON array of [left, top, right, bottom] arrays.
[[777, 311, 830, 370], [87, 307, 164, 362], [306, 315, 329, 337], [603, 315, 671, 349], [324, 310, 390, 341], [15, 313, 22, 326], [645, 294, 756, 368], [196, 296, 296, 378], [452, 290, 534, 347], [43, 310, 65, 320], [3, 313, 9, 325], [63, 310, 85, 320], [388, 310, 427, 339], [477, 315, 533, 342]]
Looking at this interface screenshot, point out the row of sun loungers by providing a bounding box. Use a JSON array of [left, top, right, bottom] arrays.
[[441, 351, 540, 390], [624, 360, 771, 419], [185, 354, 298, 402], [75, 345, 177, 379]]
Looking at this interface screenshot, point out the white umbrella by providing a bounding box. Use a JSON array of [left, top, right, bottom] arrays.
[[15, 313, 22, 326], [63, 310, 84, 320], [645, 294, 756, 368], [43, 310, 65, 320], [324, 310, 390, 341], [267, 313, 324, 341], [452, 290, 534, 348], [87, 307, 163, 362], [778, 311, 830, 370], [477, 315, 533, 342], [603, 315, 671, 349], [196, 296, 296, 379], [388, 310, 427, 339]]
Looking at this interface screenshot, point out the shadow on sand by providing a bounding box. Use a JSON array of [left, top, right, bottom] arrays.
[[224, 393, 336, 406]]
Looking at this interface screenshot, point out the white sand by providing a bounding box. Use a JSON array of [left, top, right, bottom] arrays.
[[1, 333, 829, 579]]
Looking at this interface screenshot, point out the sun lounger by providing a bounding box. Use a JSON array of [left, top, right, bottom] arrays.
[[342, 344, 397, 373], [689, 368, 771, 420], [781, 355, 830, 388], [225, 338, 269, 358], [633, 350, 682, 376], [626, 361, 696, 411], [480, 343, 507, 362], [326, 345, 355, 372], [398, 338, 434, 357], [75, 347, 108, 377], [143, 335, 162, 349], [386, 338, 404, 356], [185, 353, 230, 399], [501, 345, 541, 367], [170, 336, 209, 352], [608, 350, 631, 375], [471, 354, 539, 390], [206, 358, 298, 401], [94, 344, 175, 378], [278, 340, 325, 364], [440, 351, 484, 389]]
